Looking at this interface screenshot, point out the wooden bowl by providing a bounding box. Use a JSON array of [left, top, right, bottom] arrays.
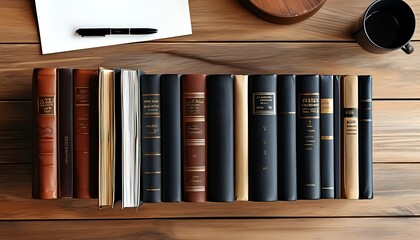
[[241, 0, 327, 24]]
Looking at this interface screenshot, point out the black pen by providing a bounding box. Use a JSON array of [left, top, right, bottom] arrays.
[[76, 28, 158, 37]]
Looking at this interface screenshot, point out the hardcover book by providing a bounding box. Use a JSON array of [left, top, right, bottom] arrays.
[[207, 74, 234, 202], [248, 74, 278, 201], [182, 74, 207, 202], [297, 75, 320, 200], [342, 75, 359, 199], [32, 68, 58, 199], [333, 75, 342, 199]]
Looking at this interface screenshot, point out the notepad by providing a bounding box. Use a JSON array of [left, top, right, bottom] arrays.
[[34, 0, 192, 54]]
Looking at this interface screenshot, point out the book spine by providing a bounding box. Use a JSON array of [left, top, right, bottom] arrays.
[[89, 70, 99, 198], [333, 75, 342, 199], [343, 75, 359, 199], [359, 75, 373, 199], [297, 75, 320, 200], [141, 74, 162, 203], [57, 68, 73, 198], [277, 75, 297, 201], [113, 69, 122, 205], [320, 75, 334, 199], [234, 75, 249, 201], [207, 74, 234, 202], [32, 68, 58, 199], [182, 74, 207, 202], [248, 74, 278, 201], [161, 74, 182, 202], [73, 69, 98, 198]]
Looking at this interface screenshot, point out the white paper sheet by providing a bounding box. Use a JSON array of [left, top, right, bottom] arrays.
[[34, 0, 192, 54]]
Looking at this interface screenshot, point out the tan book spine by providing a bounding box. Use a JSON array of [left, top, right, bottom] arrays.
[[234, 75, 248, 201], [342, 75, 359, 199]]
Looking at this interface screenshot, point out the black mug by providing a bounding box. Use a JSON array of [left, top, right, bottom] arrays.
[[355, 0, 416, 54]]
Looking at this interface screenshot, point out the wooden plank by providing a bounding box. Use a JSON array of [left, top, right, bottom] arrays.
[[1, 100, 420, 163], [0, 43, 420, 100], [0, 163, 419, 220], [0, 218, 419, 239], [1, 0, 420, 43]]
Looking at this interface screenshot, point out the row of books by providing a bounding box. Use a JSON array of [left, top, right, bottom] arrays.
[[32, 68, 373, 209]]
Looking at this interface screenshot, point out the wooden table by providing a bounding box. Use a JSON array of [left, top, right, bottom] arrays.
[[1, 0, 420, 238]]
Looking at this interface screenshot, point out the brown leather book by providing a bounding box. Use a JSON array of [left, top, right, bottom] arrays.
[[73, 69, 99, 198], [32, 68, 58, 199], [182, 74, 207, 202]]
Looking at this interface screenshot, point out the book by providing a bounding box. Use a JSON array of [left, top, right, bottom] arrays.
[[32, 68, 58, 199], [89, 70, 99, 199], [320, 75, 334, 199], [207, 74, 234, 202], [161, 74, 182, 202], [141, 74, 162, 203], [113, 69, 123, 205], [121, 69, 142, 208], [359, 75, 373, 199], [277, 74, 297, 201], [73, 69, 98, 199], [248, 74, 278, 201], [333, 75, 342, 199], [234, 75, 249, 201], [98, 68, 117, 207], [342, 75, 359, 199], [57, 68, 73, 198], [182, 74, 207, 202], [297, 75, 320, 200]]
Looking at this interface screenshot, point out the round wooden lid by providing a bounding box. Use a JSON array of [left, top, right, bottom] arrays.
[[242, 0, 327, 24]]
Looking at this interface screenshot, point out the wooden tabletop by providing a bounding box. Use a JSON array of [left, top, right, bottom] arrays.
[[1, 0, 420, 238]]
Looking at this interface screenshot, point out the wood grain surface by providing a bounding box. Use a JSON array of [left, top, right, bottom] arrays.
[[0, 0, 418, 238]]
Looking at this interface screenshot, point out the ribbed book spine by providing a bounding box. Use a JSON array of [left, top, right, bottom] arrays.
[[359, 75, 373, 199], [73, 69, 98, 199], [343, 75, 359, 199], [297, 75, 320, 200], [277, 75, 297, 201], [234, 75, 249, 201], [320, 75, 334, 199], [248, 74, 278, 201], [32, 68, 58, 199], [141, 74, 162, 203], [207, 74, 234, 202], [161, 74, 182, 202], [58, 68, 73, 198], [333, 75, 342, 199], [182, 74, 207, 202]]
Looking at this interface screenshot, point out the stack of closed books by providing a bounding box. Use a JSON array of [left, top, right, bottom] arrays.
[[32, 68, 373, 208]]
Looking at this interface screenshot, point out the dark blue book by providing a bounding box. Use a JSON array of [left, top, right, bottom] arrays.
[[333, 75, 342, 199]]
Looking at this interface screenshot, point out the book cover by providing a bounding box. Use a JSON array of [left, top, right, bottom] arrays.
[[57, 68, 73, 198], [141, 74, 162, 203], [161, 74, 182, 202], [277, 74, 297, 201], [32, 68, 58, 199], [342, 75, 359, 200], [297, 75, 320, 200], [333, 75, 342, 199], [207, 74, 234, 202], [248, 74, 278, 201], [320, 75, 334, 199], [359, 75, 373, 199], [234, 75, 249, 201], [182, 74, 207, 202]]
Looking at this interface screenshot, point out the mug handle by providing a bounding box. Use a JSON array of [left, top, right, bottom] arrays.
[[401, 42, 414, 54]]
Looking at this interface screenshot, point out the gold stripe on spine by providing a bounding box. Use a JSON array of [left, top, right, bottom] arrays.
[[185, 166, 205, 172], [144, 153, 161, 156], [185, 188, 205, 192], [144, 172, 162, 174], [279, 112, 296, 115], [360, 119, 372, 122], [321, 136, 334, 140], [142, 94, 161, 96], [146, 188, 161, 192], [144, 136, 161, 139], [299, 116, 320, 119]]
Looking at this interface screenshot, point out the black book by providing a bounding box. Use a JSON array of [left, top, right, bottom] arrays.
[[248, 74, 278, 201], [277, 75, 297, 201], [161, 74, 182, 202], [141, 74, 162, 203], [359, 75, 373, 199], [333, 75, 341, 199], [58, 68, 73, 198], [113, 69, 122, 205], [320, 75, 334, 199], [207, 74, 234, 202], [297, 75, 320, 200]]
